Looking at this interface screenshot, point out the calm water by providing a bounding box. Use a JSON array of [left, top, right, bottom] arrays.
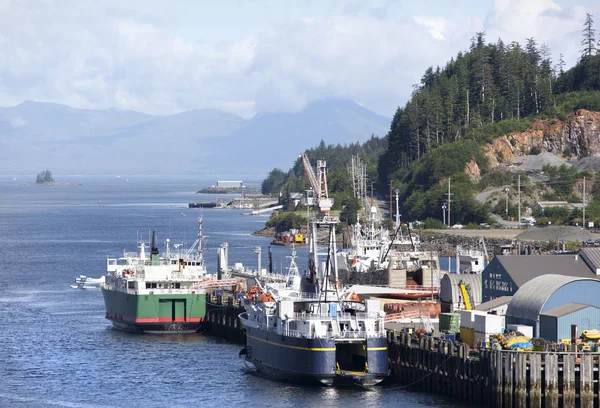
[[0, 175, 462, 408]]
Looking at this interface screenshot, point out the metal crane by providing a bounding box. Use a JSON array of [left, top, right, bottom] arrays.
[[300, 154, 333, 214]]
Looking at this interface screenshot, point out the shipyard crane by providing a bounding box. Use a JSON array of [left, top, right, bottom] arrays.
[[299, 154, 339, 301], [300, 154, 333, 214]]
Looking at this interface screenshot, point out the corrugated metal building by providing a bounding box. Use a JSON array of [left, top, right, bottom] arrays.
[[505, 275, 600, 337], [439, 274, 482, 313], [579, 248, 600, 274], [539, 303, 600, 342], [482, 254, 596, 302]]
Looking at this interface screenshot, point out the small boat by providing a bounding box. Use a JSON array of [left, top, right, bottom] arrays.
[[71, 275, 105, 289]]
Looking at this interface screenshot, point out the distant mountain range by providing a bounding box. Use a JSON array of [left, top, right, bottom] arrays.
[[0, 98, 390, 178]]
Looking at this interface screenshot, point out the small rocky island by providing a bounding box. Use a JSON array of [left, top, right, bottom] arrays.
[[30, 170, 80, 186], [36, 170, 55, 184]]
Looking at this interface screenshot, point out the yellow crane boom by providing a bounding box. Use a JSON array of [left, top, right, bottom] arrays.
[[459, 280, 472, 310]]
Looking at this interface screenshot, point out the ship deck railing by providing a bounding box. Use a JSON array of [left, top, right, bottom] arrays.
[[281, 328, 385, 340], [294, 311, 380, 320], [346, 284, 440, 291]]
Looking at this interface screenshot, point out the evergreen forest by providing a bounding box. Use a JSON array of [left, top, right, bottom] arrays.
[[262, 14, 600, 228]]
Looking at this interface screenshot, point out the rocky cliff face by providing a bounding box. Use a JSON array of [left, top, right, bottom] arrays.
[[480, 109, 600, 171]]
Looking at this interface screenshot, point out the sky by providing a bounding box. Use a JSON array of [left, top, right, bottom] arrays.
[[0, 0, 598, 118]]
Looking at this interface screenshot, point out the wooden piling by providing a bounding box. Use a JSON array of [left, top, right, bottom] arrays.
[[503, 351, 513, 407], [495, 351, 503, 408], [544, 353, 558, 407], [514, 352, 527, 407], [580, 353, 594, 408], [563, 353, 575, 408], [529, 353, 542, 408]]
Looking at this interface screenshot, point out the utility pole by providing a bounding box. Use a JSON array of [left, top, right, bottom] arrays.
[[389, 181, 393, 222], [446, 177, 453, 226], [518, 174, 521, 226], [504, 186, 510, 219], [395, 189, 400, 229], [583, 176, 586, 229], [370, 182, 374, 209]]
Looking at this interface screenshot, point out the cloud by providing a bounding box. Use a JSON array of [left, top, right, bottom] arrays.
[[0, 0, 597, 119], [413, 16, 455, 41]]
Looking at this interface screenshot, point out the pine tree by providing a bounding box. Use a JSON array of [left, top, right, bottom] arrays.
[[581, 13, 597, 60]]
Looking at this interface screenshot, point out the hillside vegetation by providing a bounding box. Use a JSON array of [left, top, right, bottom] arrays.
[[263, 15, 600, 228]]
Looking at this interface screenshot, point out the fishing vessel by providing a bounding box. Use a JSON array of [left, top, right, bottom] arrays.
[[101, 217, 213, 333], [239, 218, 389, 386], [341, 212, 441, 299]]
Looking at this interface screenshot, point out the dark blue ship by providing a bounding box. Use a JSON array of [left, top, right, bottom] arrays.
[[239, 296, 389, 386]]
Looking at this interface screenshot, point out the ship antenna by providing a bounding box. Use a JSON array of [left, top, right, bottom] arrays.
[[197, 216, 203, 257]]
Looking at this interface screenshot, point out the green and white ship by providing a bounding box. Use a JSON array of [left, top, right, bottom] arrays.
[[101, 217, 211, 333]]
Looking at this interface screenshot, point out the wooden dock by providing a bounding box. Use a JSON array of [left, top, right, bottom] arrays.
[[388, 331, 600, 407], [205, 292, 246, 344]]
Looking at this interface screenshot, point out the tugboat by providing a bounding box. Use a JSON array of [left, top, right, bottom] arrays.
[[101, 217, 213, 333], [239, 218, 389, 386]]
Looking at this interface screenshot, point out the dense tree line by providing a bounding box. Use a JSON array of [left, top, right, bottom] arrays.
[[263, 14, 600, 227], [376, 15, 600, 224], [261, 135, 386, 224]]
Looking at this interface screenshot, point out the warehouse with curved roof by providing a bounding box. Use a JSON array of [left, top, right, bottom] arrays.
[[505, 274, 600, 337], [439, 273, 482, 313]]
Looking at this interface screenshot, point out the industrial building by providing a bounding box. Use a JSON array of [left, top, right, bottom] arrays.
[[539, 303, 600, 342], [439, 274, 482, 312], [216, 180, 243, 188], [505, 275, 600, 337], [482, 254, 596, 302], [474, 296, 512, 315]]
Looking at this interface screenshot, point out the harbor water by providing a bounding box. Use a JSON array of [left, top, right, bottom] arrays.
[[0, 175, 462, 407]]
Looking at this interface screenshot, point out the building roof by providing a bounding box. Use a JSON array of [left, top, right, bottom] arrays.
[[440, 273, 482, 305], [475, 296, 513, 311], [536, 201, 569, 207], [579, 248, 600, 274], [540, 302, 600, 318], [492, 254, 594, 288], [506, 275, 600, 323]]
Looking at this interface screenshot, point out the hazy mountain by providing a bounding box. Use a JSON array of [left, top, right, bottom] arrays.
[[220, 98, 390, 174], [0, 99, 389, 177]]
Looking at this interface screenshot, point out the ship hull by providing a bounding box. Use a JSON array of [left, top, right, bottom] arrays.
[[242, 325, 388, 386], [101, 288, 206, 333]]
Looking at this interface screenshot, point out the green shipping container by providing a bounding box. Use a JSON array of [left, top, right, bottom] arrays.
[[439, 313, 461, 333]]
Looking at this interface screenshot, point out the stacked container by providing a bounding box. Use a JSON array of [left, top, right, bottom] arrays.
[[506, 324, 533, 338], [474, 314, 505, 346], [459, 310, 487, 347], [439, 313, 461, 333]]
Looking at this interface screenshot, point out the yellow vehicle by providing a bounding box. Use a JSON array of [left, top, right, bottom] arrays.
[[294, 233, 304, 243]]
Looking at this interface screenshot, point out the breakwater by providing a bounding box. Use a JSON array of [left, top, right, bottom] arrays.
[[388, 331, 600, 407]]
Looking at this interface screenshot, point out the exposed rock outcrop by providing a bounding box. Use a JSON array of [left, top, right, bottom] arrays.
[[464, 158, 481, 182], [479, 109, 600, 174]]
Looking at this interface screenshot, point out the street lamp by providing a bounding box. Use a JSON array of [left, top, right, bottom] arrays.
[[504, 186, 510, 219], [442, 204, 447, 226], [394, 189, 400, 229]]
